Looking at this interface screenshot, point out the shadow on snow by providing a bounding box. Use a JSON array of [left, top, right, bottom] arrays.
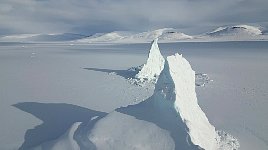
[[83, 67, 138, 80], [13, 102, 107, 150]]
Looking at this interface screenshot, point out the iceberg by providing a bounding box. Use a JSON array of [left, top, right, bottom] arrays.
[[29, 43, 239, 150], [135, 38, 165, 82], [156, 54, 219, 149], [119, 52, 239, 150], [153, 53, 239, 149]]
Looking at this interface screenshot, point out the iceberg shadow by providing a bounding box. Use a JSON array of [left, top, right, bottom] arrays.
[[84, 67, 138, 79], [13, 102, 107, 150], [116, 96, 200, 150]]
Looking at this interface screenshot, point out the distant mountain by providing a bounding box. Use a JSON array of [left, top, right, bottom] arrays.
[[123, 28, 192, 42], [159, 30, 193, 41], [77, 25, 268, 43], [207, 25, 262, 36], [0, 33, 88, 42], [1, 25, 268, 43], [76, 31, 134, 43], [195, 25, 268, 41], [77, 28, 192, 43]]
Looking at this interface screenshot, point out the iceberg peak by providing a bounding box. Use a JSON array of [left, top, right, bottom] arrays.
[[135, 38, 165, 81]]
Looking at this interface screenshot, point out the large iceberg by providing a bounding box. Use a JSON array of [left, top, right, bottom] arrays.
[[119, 53, 239, 150], [156, 54, 219, 149], [154, 54, 239, 149]]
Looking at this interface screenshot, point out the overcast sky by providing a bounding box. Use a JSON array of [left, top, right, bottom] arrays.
[[0, 0, 267, 35]]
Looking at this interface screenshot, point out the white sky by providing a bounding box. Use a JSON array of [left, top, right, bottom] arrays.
[[0, 0, 267, 35]]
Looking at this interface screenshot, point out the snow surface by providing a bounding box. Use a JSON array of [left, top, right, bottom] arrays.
[[135, 38, 165, 81]]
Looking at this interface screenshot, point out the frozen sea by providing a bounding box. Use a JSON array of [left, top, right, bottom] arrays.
[[0, 41, 267, 150]]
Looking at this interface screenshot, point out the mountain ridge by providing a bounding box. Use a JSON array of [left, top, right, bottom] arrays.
[[1, 25, 268, 43]]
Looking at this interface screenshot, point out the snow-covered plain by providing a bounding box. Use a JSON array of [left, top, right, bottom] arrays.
[[0, 41, 268, 150]]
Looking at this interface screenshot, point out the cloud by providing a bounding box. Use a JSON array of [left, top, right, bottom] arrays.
[[0, 0, 267, 35]]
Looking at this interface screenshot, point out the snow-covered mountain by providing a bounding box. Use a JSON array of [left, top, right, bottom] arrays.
[[76, 31, 134, 43], [196, 25, 268, 41], [77, 25, 267, 43], [76, 28, 192, 43], [0, 33, 88, 42], [207, 25, 262, 36], [1, 25, 267, 43], [122, 28, 192, 42]]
